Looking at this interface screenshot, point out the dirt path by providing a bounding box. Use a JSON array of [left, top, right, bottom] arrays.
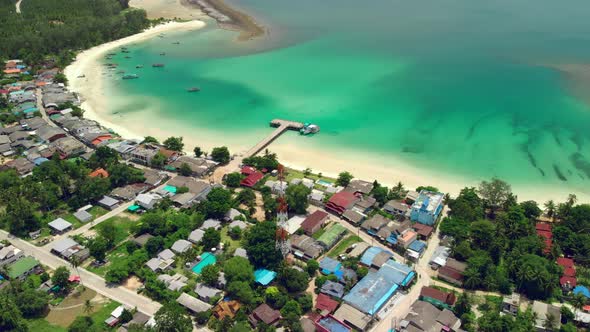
[[253, 191, 265, 221]]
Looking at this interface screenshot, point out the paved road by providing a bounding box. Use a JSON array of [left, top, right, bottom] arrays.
[[36, 88, 58, 127], [15, 0, 22, 13], [0, 230, 162, 316]]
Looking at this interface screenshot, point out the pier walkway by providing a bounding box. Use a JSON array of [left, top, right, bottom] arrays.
[[244, 119, 304, 158]]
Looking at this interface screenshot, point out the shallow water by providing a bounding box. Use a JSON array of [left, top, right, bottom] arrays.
[[103, 0, 590, 195]]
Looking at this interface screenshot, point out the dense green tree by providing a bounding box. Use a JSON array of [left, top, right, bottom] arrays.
[[211, 146, 230, 164], [280, 300, 302, 325], [89, 236, 108, 262], [285, 184, 311, 214], [520, 200, 542, 220], [201, 264, 220, 286], [279, 268, 309, 293], [229, 322, 251, 332], [98, 221, 117, 248], [227, 281, 255, 305], [179, 163, 192, 176], [448, 187, 485, 222], [415, 185, 439, 193], [336, 171, 353, 187], [154, 302, 193, 332], [371, 184, 389, 205], [68, 316, 93, 332], [478, 178, 512, 215], [108, 163, 145, 187], [242, 154, 279, 171], [193, 146, 203, 158], [163, 136, 184, 152], [224, 172, 244, 187], [229, 226, 242, 240], [469, 220, 495, 251], [205, 187, 233, 219], [237, 188, 256, 207], [223, 256, 254, 284], [244, 221, 283, 269], [145, 236, 165, 257], [297, 293, 313, 312], [151, 152, 167, 168], [0, 292, 27, 332], [15, 288, 49, 318], [4, 196, 40, 235], [143, 136, 159, 144], [512, 254, 559, 299], [201, 228, 221, 250], [306, 259, 319, 276], [52, 266, 71, 290]]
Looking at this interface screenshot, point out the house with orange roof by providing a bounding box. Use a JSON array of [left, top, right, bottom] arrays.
[[213, 300, 241, 320], [89, 168, 109, 178]]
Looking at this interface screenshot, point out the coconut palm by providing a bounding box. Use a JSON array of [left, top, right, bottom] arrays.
[[70, 256, 83, 286], [83, 299, 94, 315], [544, 200, 556, 220]]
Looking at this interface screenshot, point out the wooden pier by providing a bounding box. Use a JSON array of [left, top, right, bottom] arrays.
[[244, 119, 304, 157]]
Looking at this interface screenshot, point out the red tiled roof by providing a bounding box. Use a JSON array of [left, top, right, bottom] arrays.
[[316, 293, 339, 313], [241, 172, 264, 188], [91, 134, 112, 146], [159, 148, 178, 159], [557, 257, 575, 268], [537, 230, 552, 240], [535, 222, 552, 232], [439, 266, 464, 282], [413, 223, 434, 237], [89, 168, 109, 178], [0, 89, 8, 94], [326, 191, 359, 215], [564, 267, 576, 277], [301, 210, 329, 232], [241, 166, 257, 175], [420, 286, 456, 305], [560, 276, 577, 287]]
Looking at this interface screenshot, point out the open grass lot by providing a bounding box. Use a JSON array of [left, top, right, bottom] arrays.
[[94, 214, 138, 246], [312, 228, 326, 240], [86, 241, 130, 277], [327, 235, 363, 258], [283, 167, 336, 185], [220, 226, 241, 252], [39, 287, 118, 330], [31, 206, 109, 245]]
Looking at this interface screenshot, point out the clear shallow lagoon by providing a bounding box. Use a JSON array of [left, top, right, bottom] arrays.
[[103, 0, 590, 196]]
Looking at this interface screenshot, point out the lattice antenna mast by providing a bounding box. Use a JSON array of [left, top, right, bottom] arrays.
[[275, 164, 290, 257]]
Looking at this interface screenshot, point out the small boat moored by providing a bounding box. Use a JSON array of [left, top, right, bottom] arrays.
[[187, 87, 201, 92], [136, 65, 143, 68], [300, 123, 320, 135], [122, 74, 139, 79], [152, 63, 165, 67]]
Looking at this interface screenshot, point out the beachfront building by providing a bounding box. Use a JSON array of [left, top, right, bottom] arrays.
[[325, 191, 359, 215], [410, 190, 444, 226]]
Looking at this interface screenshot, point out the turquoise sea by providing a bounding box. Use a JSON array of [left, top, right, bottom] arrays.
[[102, 0, 590, 198]]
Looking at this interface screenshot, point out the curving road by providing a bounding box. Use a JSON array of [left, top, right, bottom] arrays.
[[15, 0, 22, 13]]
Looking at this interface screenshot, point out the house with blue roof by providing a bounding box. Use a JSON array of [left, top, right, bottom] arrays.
[[410, 190, 444, 226], [360, 247, 393, 268], [380, 260, 416, 288], [254, 269, 276, 286], [320, 257, 342, 275], [407, 240, 427, 261], [574, 285, 590, 299]]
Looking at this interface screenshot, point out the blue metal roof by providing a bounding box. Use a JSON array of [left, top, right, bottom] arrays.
[[320, 257, 342, 274], [360, 246, 392, 266], [408, 240, 426, 253], [316, 316, 351, 332], [343, 271, 399, 315], [254, 269, 276, 286], [574, 285, 590, 298]]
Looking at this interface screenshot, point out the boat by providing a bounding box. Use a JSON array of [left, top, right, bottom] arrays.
[[152, 63, 165, 67], [125, 56, 131, 59], [122, 50, 130, 53], [136, 65, 143, 68], [172, 41, 180, 45], [300, 123, 320, 135], [107, 53, 116, 56], [160, 52, 166, 56], [187, 87, 200, 92], [116, 70, 125, 74], [122, 74, 139, 79]]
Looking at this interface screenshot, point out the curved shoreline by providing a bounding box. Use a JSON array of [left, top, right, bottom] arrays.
[[64, 20, 207, 142]]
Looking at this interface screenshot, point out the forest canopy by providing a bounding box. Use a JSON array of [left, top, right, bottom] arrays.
[[0, 0, 149, 65]]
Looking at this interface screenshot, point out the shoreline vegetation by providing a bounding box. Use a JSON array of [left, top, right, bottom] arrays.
[[186, 0, 266, 40]]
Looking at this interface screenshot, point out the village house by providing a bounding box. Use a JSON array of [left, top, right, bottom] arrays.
[[176, 293, 212, 314], [171, 239, 192, 254], [98, 195, 120, 210], [531, 301, 561, 332], [345, 179, 374, 195], [157, 273, 188, 291], [51, 238, 90, 261], [383, 200, 410, 216], [420, 286, 456, 310], [249, 303, 282, 327], [410, 190, 444, 226], [195, 283, 223, 302], [5, 256, 42, 281], [0, 244, 24, 267], [399, 300, 462, 332], [48, 218, 73, 234], [213, 300, 241, 320], [342, 209, 366, 225], [438, 258, 467, 286], [325, 191, 360, 215], [135, 193, 162, 209], [5, 158, 35, 175], [315, 315, 352, 332], [502, 293, 520, 316], [333, 303, 372, 332], [290, 234, 324, 260], [52, 136, 86, 157], [300, 210, 329, 235], [36, 125, 67, 143]]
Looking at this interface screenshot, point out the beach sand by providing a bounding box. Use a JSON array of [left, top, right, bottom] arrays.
[[129, 0, 204, 20]]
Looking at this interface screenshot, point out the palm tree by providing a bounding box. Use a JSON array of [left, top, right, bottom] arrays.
[[566, 194, 577, 207], [70, 256, 83, 287], [303, 168, 312, 177], [83, 299, 94, 315], [571, 293, 586, 315], [543, 313, 557, 331], [544, 200, 556, 220]]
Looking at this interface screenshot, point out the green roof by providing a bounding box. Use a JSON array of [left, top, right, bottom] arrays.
[[128, 205, 140, 212], [7, 257, 40, 279], [317, 224, 347, 248]]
